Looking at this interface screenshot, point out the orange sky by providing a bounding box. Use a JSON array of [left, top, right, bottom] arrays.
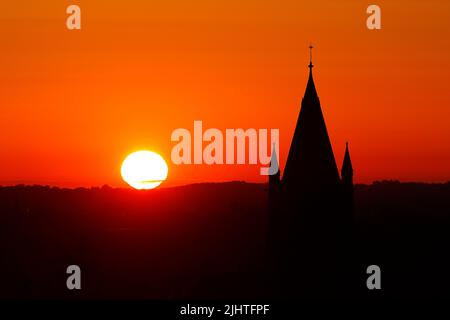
[[1, 0, 450, 188]]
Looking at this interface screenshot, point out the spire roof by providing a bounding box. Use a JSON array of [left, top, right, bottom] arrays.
[[282, 46, 340, 192], [270, 143, 278, 166], [304, 66, 318, 98], [341, 142, 353, 174], [269, 142, 280, 175]]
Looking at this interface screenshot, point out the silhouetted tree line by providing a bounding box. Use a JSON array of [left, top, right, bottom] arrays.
[[0, 181, 449, 299]]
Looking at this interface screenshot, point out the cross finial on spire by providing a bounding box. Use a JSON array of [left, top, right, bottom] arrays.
[[309, 44, 314, 69]]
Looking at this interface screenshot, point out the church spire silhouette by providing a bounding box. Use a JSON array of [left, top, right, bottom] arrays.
[[269, 143, 280, 200], [269, 143, 280, 176], [341, 142, 353, 186], [266, 46, 356, 298], [341, 141, 354, 216], [282, 46, 340, 193]]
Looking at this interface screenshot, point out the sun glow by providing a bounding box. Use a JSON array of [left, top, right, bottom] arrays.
[[121, 150, 168, 190]]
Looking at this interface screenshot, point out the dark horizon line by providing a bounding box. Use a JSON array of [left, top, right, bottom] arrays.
[[1, 179, 449, 191]]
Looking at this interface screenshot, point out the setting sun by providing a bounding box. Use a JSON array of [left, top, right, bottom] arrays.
[[121, 151, 168, 190]]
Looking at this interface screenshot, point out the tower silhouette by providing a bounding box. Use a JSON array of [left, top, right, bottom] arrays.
[[267, 46, 354, 298]]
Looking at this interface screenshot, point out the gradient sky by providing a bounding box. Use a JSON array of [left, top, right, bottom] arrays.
[[1, 0, 450, 188]]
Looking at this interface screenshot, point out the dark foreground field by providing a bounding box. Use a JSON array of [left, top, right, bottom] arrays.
[[0, 181, 449, 300]]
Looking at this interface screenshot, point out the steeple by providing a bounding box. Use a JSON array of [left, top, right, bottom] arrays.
[[282, 46, 340, 193], [265, 47, 355, 297], [270, 143, 279, 174], [341, 142, 354, 217], [269, 143, 280, 190], [341, 142, 353, 186]]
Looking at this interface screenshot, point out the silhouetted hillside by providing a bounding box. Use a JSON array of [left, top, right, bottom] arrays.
[[0, 181, 449, 299]]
